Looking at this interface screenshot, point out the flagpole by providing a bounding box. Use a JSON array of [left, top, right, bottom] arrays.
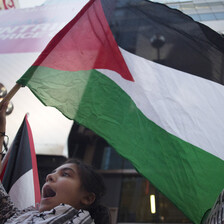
[[0, 83, 22, 107], [0, 83, 21, 163]]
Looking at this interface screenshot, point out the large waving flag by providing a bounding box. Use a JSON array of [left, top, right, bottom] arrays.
[[0, 114, 41, 209], [16, 0, 224, 223]]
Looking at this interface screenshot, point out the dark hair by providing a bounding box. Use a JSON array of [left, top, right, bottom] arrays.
[[64, 159, 111, 224]]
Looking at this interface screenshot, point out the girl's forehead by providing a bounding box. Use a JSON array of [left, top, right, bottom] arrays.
[[56, 163, 78, 172]]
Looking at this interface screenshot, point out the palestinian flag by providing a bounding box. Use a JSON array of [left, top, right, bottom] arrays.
[[16, 0, 224, 223], [0, 114, 41, 209]]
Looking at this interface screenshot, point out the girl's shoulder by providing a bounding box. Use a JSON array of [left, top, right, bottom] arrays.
[[70, 209, 95, 224], [4, 204, 94, 224]]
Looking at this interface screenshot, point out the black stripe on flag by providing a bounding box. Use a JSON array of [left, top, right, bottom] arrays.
[[2, 117, 32, 192], [102, 0, 224, 84]]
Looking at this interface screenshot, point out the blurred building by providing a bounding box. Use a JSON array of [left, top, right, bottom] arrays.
[[162, 0, 224, 34]]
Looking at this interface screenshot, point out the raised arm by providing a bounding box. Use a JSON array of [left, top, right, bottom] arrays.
[[0, 102, 8, 171]]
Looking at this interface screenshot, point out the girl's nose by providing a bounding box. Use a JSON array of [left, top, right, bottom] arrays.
[[46, 173, 56, 182]]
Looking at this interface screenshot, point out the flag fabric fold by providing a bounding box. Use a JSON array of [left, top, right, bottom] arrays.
[[0, 114, 41, 209], [16, 0, 224, 223]]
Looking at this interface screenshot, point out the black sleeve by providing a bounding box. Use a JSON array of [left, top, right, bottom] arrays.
[[0, 182, 18, 223]]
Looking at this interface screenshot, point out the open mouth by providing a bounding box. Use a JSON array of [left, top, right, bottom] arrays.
[[43, 185, 56, 198]]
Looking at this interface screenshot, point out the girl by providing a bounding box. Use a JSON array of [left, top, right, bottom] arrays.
[[0, 103, 110, 224]]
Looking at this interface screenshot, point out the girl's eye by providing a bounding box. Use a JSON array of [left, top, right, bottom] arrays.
[[62, 172, 70, 177]]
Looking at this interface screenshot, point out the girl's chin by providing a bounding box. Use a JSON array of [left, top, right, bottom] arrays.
[[39, 198, 57, 212]]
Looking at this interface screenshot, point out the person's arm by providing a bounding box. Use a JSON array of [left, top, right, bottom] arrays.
[[0, 102, 7, 172]]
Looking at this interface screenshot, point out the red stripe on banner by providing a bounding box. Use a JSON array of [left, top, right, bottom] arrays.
[[25, 115, 41, 205], [0, 160, 8, 181]]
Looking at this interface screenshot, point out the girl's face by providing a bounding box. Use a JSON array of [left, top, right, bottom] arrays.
[[39, 163, 90, 212]]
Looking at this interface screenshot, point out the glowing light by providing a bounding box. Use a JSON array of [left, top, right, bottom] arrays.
[[150, 194, 156, 214]]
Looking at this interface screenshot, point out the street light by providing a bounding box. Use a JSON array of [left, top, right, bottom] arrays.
[[150, 194, 156, 214], [150, 34, 165, 62]]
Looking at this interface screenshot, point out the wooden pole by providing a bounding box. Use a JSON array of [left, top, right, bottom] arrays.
[[0, 83, 22, 107]]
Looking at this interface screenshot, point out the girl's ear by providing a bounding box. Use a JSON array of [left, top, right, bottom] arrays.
[[81, 192, 96, 206]]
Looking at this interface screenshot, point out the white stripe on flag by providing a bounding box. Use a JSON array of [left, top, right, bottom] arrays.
[[98, 48, 224, 161], [9, 169, 35, 209]]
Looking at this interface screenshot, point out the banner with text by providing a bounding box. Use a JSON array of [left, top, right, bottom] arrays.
[[0, 1, 87, 53]]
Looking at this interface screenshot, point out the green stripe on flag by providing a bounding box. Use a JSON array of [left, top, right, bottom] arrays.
[[17, 66, 224, 223]]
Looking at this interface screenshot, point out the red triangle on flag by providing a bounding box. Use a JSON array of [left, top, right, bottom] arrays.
[[33, 0, 134, 82]]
